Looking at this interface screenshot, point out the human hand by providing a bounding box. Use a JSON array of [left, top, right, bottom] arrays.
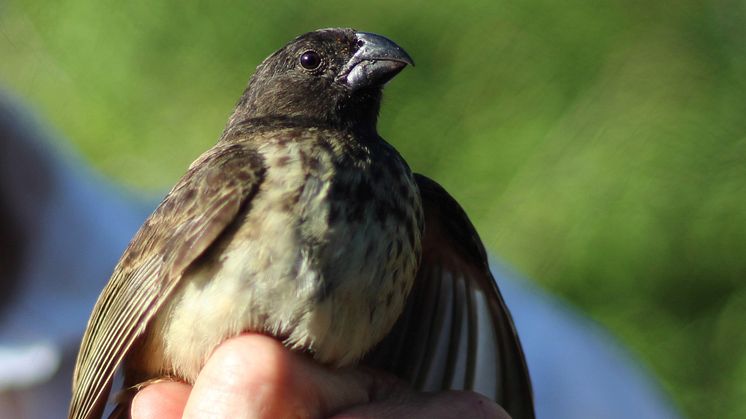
[[131, 333, 508, 419]]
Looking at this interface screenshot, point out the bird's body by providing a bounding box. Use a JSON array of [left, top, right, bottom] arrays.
[[69, 28, 535, 419], [130, 124, 422, 383]]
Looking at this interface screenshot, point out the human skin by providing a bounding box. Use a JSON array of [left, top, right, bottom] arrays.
[[131, 334, 509, 419]]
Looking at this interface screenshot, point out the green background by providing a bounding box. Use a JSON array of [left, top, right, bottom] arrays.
[[2, 1, 745, 417]]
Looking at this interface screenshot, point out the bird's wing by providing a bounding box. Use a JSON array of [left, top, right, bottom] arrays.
[[68, 142, 265, 419], [363, 173, 535, 419]]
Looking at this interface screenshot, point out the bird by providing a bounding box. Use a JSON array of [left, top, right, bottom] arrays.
[[68, 28, 535, 419]]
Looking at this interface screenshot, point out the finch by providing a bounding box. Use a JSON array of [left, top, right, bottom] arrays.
[[69, 28, 534, 419]]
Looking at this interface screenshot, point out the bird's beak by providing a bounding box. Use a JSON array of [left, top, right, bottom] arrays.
[[338, 32, 414, 91]]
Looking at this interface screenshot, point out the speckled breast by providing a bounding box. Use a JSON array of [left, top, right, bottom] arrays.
[[138, 127, 425, 382], [274, 128, 425, 365], [311, 136, 424, 363]]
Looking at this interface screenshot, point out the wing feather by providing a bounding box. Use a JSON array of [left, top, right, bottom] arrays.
[[364, 174, 535, 419], [68, 143, 265, 419]]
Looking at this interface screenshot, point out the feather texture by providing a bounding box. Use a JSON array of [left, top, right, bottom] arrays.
[[363, 174, 535, 419], [68, 143, 265, 419]]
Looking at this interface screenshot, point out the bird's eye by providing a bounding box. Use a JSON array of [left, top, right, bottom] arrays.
[[299, 51, 322, 70]]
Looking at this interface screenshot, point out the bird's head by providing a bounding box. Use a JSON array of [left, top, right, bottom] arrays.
[[229, 28, 413, 134]]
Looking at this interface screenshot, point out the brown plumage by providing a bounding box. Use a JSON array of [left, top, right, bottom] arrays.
[[69, 28, 534, 419]]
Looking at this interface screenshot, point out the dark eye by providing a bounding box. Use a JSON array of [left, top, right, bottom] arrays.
[[299, 50, 321, 70]]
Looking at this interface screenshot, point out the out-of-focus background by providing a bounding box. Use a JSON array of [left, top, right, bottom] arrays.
[[1, 1, 744, 417]]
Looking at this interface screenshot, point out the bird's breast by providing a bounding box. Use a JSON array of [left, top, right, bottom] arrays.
[[139, 131, 423, 381]]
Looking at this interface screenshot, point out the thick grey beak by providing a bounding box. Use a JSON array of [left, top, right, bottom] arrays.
[[338, 32, 414, 91]]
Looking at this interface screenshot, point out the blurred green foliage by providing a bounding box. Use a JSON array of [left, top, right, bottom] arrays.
[[2, 0, 745, 417]]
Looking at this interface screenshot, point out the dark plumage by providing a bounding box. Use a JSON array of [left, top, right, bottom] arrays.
[[69, 28, 535, 419]]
